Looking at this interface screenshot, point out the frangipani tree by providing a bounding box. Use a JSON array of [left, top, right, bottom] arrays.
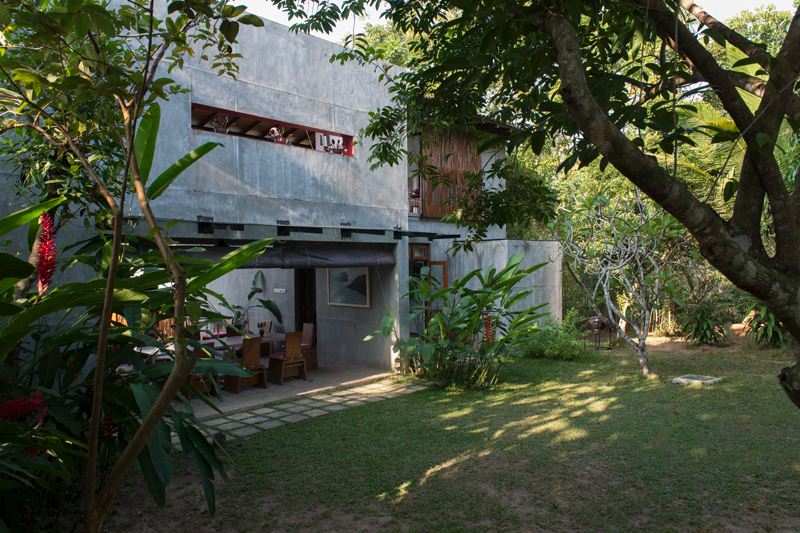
[[561, 188, 686, 376]]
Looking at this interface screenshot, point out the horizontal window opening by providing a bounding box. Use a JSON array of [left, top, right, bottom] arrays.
[[191, 103, 354, 157]]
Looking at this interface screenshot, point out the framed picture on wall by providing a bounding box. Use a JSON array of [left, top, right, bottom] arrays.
[[327, 267, 370, 308]]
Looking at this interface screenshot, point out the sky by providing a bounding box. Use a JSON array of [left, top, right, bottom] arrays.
[[242, 1, 798, 44]]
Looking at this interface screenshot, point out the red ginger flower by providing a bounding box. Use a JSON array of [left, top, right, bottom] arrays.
[[37, 212, 57, 295], [483, 312, 495, 344], [0, 390, 44, 420]]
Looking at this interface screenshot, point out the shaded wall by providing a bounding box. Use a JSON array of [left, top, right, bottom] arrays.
[[315, 260, 400, 370]]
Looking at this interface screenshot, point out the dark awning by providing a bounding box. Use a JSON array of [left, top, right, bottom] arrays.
[[175, 246, 396, 269]]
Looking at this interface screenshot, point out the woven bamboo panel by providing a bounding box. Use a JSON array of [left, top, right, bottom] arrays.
[[420, 130, 481, 219]]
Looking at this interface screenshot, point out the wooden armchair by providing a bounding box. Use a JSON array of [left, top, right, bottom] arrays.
[[268, 331, 307, 385], [300, 322, 317, 371], [223, 337, 267, 394]]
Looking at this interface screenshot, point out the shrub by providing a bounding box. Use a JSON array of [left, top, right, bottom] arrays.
[[373, 255, 547, 388], [521, 310, 595, 361], [680, 306, 727, 345], [745, 301, 789, 348]]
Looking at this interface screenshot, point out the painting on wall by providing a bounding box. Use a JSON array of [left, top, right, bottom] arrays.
[[327, 267, 370, 308]]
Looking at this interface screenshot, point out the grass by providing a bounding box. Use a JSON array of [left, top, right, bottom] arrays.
[[108, 342, 800, 531]]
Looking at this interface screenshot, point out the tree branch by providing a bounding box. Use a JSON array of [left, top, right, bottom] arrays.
[[679, 0, 773, 70], [543, 11, 800, 345]]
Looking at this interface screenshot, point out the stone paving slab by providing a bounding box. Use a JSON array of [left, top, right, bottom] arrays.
[[322, 404, 349, 412], [186, 376, 432, 444], [239, 416, 268, 425], [281, 413, 309, 423], [257, 420, 285, 430], [362, 396, 386, 402], [319, 396, 347, 403], [217, 421, 244, 431], [228, 412, 255, 420], [230, 426, 261, 437]]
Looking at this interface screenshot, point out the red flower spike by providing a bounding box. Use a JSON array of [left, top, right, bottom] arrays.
[[36, 213, 57, 295], [0, 390, 45, 420], [483, 312, 495, 344]]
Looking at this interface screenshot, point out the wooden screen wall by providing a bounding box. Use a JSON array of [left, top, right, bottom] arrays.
[[420, 130, 482, 219]]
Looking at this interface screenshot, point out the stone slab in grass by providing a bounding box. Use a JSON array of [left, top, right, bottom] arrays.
[[671, 374, 722, 386]]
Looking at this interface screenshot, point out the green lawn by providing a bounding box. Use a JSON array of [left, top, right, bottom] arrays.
[[109, 343, 800, 532]]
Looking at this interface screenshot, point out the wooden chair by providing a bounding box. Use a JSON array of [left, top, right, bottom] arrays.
[[224, 337, 267, 394], [300, 322, 317, 371], [268, 331, 307, 385], [182, 343, 219, 400], [259, 320, 273, 357]]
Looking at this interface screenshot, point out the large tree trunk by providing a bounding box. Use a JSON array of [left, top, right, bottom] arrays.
[[544, 9, 800, 402]]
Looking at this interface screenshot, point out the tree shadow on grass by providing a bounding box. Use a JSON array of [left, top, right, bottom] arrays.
[[108, 348, 800, 532]]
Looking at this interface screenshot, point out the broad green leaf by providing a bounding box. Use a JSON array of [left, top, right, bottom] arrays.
[[186, 239, 273, 294], [0, 302, 23, 316], [381, 313, 394, 337], [0, 198, 66, 238], [0, 288, 149, 361], [135, 103, 161, 185], [130, 383, 172, 485], [237, 13, 264, 27], [146, 142, 222, 200], [0, 252, 34, 281], [256, 298, 282, 323]]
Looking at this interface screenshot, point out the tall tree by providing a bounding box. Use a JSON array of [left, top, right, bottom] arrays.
[[274, 0, 800, 407], [1, 1, 265, 530]]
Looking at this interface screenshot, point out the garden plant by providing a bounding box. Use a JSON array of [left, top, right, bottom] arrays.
[[372, 254, 547, 387]]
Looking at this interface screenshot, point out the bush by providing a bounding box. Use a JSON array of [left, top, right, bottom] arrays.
[[745, 301, 789, 348], [680, 306, 727, 345], [521, 310, 595, 361], [376, 255, 547, 388]]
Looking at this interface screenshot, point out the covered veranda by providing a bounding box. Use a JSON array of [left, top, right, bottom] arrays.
[[175, 362, 391, 421]]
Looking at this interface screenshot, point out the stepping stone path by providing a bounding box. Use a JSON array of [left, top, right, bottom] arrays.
[[171, 377, 430, 448]]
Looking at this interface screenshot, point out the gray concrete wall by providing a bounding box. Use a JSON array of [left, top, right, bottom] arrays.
[[411, 239, 562, 324], [144, 18, 408, 232], [505, 240, 562, 322], [204, 268, 294, 334], [315, 262, 399, 370]]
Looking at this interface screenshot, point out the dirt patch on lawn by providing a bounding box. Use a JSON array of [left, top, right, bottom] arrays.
[[645, 323, 749, 354]]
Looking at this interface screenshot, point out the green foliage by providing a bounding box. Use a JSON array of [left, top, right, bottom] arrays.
[[0, 1, 271, 529], [745, 301, 789, 349], [352, 22, 421, 68], [679, 306, 727, 345], [0, 204, 273, 529], [521, 310, 594, 361], [221, 270, 282, 331], [374, 254, 547, 387]]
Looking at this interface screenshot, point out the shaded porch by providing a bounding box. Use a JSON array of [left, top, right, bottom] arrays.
[[175, 362, 391, 421]]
